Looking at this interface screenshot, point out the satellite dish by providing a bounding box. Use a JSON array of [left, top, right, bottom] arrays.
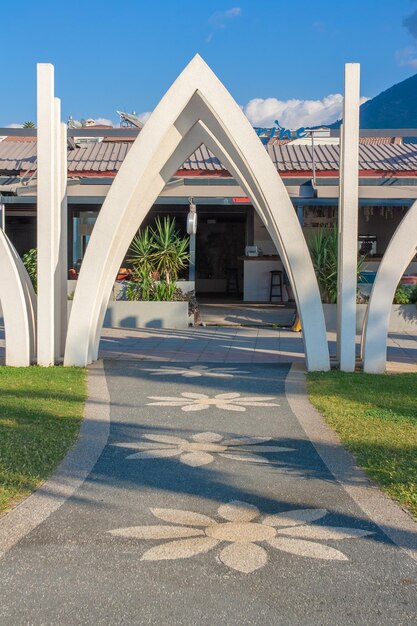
[[187, 211, 197, 235]]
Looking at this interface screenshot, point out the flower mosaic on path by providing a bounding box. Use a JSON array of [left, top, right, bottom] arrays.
[[108, 501, 373, 574], [146, 392, 279, 412], [144, 365, 250, 378], [112, 432, 294, 467]]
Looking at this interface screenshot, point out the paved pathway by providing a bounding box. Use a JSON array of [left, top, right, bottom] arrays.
[[97, 326, 417, 372], [0, 360, 416, 625], [1, 324, 416, 371]]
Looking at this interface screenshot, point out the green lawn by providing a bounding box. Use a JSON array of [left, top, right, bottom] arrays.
[[307, 372, 417, 518], [0, 367, 86, 514]]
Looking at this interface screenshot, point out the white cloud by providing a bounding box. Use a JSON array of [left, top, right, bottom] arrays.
[[6, 123, 23, 128], [395, 45, 417, 68], [208, 7, 241, 27], [242, 94, 368, 128], [137, 111, 152, 124], [93, 117, 114, 127], [206, 7, 241, 42]]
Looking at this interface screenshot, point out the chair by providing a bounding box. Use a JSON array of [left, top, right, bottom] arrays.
[[225, 267, 239, 295], [269, 270, 283, 302]]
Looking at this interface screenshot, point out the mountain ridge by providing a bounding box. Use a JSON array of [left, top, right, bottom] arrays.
[[330, 73, 417, 129]]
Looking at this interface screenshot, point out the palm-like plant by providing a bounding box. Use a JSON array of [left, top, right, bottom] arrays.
[[126, 218, 189, 301], [308, 226, 339, 303], [22, 121, 36, 128], [308, 226, 366, 304], [149, 217, 189, 284], [128, 226, 153, 275]]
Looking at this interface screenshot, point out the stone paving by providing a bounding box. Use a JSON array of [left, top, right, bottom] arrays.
[[0, 360, 416, 625], [1, 323, 417, 370], [97, 326, 417, 372], [98, 326, 305, 364], [0, 320, 416, 623]]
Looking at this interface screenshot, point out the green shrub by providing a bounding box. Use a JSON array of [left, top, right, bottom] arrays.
[[393, 285, 411, 304], [22, 248, 37, 292], [408, 284, 417, 304], [125, 281, 143, 302]]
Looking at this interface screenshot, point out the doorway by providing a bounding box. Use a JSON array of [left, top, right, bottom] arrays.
[[195, 210, 246, 301]]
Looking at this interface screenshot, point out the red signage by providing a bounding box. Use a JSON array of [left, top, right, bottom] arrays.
[[232, 197, 250, 203]]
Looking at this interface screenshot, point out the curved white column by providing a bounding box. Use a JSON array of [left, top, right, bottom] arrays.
[[0, 230, 36, 366], [362, 199, 417, 373], [65, 55, 329, 371]]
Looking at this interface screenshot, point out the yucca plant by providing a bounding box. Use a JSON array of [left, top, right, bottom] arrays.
[[308, 227, 339, 303], [127, 226, 155, 300], [149, 217, 189, 284], [128, 226, 154, 276], [127, 217, 189, 301], [308, 226, 366, 304]]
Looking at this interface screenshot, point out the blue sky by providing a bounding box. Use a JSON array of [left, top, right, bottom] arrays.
[[2, 0, 417, 127]]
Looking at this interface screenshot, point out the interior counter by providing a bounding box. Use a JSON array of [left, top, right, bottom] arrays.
[[238, 256, 285, 302]]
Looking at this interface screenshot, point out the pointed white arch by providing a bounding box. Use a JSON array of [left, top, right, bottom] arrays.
[[362, 199, 417, 373], [0, 230, 36, 366], [64, 55, 329, 370]]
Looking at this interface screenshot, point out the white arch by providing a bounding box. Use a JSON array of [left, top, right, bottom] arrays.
[[64, 55, 329, 370], [0, 230, 36, 366], [362, 199, 417, 373]]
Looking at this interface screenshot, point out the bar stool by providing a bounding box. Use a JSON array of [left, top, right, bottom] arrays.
[[269, 270, 283, 302], [226, 267, 239, 295]]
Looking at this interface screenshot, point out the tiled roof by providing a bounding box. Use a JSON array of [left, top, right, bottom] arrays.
[[359, 136, 403, 145], [0, 140, 37, 171], [1, 138, 417, 175], [3, 135, 37, 142]]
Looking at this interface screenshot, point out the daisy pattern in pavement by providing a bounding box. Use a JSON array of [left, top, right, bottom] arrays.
[[112, 432, 294, 467], [143, 365, 250, 378], [108, 501, 373, 574], [146, 392, 279, 412]]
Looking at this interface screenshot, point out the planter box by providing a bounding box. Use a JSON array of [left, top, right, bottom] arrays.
[[67, 280, 195, 299], [322, 303, 417, 333], [389, 304, 417, 332], [67, 301, 189, 330]]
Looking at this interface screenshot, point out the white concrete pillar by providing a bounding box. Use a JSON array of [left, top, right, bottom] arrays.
[[37, 63, 56, 366], [53, 98, 62, 362], [337, 63, 360, 372], [51, 100, 68, 361], [59, 122, 68, 357]]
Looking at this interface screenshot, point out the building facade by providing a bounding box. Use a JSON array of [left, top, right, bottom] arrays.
[[1, 128, 417, 302]]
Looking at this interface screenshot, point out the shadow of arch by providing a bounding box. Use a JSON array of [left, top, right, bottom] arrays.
[[0, 230, 36, 365], [64, 55, 329, 371], [362, 198, 417, 373]]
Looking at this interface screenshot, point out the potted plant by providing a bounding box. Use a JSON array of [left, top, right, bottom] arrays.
[[308, 226, 366, 332], [307, 227, 417, 332], [104, 217, 192, 329]]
